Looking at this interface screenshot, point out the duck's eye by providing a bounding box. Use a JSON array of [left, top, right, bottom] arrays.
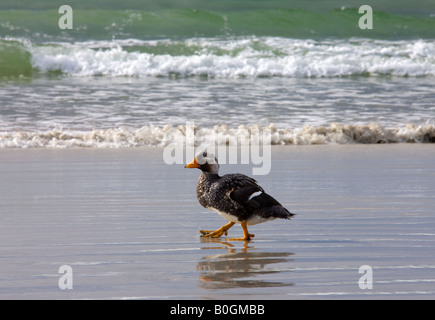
[[202, 151, 207, 157]]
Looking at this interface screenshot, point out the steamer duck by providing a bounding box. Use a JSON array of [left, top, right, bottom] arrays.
[[185, 152, 294, 241]]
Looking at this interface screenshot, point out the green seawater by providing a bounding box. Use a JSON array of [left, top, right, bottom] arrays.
[[1, 0, 434, 78], [1, 1, 434, 42]]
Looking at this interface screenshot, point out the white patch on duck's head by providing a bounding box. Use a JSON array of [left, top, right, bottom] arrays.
[[196, 151, 220, 174]]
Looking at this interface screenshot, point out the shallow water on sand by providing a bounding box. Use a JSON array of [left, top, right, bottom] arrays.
[[0, 145, 434, 299]]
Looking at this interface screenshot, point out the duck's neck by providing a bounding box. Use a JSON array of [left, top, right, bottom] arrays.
[[201, 171, 220, 180]]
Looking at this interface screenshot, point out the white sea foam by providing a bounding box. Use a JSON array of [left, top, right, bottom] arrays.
[[28, 38, 435, 78], [1, 123, 434, 148]]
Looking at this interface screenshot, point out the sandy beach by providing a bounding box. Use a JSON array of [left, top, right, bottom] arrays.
[[0, 144, 434, 299]]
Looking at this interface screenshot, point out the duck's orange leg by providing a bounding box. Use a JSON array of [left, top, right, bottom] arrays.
[[228, 221, 254, 241]]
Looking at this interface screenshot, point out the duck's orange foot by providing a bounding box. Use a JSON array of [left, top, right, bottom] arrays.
[[200, 229, 227, 238], [200, 221, 235, 238]]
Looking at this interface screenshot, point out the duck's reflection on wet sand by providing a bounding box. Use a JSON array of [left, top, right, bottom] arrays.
[[197, 238, 294, 290]]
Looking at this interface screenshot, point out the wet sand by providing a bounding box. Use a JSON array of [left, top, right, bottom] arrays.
[[0, 145, 434, 299]]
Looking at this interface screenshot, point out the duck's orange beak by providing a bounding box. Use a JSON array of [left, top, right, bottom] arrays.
[[185, 157, 200, 168]]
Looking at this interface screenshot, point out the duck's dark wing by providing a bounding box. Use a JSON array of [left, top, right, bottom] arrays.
[[227, 175, 263, 204], [223, 174, 294, 220]]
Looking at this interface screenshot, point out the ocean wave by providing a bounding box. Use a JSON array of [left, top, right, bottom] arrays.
[[2, 37, 435, 78], [28, 38, 435, 78], [0, 39, 32, 78], [1, 123, 434, 148]]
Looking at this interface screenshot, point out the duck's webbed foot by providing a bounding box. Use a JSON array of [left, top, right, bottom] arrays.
[[200, 221, 235, 238]]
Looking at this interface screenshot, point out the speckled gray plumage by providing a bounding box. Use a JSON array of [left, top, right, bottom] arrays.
[[196, 170, 294, 224]]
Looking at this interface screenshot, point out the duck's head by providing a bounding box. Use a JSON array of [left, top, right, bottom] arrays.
[[185, 151, 220, 174]]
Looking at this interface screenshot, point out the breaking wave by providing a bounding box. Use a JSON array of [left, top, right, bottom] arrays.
[[1, 123, 434, 148], [2, 37, 435, 78], [29, 38, 435, 78]]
